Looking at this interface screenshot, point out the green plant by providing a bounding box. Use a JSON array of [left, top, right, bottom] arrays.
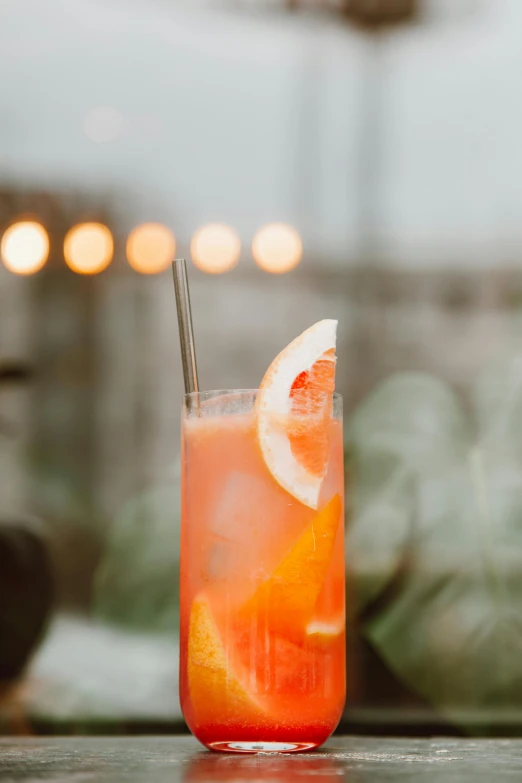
[[346, 360, 522, 730]]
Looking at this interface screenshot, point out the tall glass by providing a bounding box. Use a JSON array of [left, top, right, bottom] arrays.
[[180, 390, 345, 753]]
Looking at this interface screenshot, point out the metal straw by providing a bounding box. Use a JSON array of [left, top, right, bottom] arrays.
[[172, 259, 199, 395]]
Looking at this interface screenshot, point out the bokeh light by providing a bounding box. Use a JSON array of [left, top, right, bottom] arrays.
[[64, 223, 114, 275], [190, 223, 241, 274], [0, 221, 49, 275], [126, 223, 176, 274], [83, 106, 124, 144], [252, 223, 302, 274]]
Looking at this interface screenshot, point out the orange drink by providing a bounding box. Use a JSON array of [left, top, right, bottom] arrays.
[[180, 321, 345, 753]]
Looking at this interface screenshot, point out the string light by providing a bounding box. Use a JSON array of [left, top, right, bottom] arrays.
[[84, 106, 124, 144], [191, 223, 240, 274], [126, 223, 176, 274], [64, 223, 114, 274], [0, 221, 49, 275], [252, 223, 302, 274]]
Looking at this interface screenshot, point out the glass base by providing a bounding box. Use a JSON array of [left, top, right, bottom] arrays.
[[208, 741, 317, 754]]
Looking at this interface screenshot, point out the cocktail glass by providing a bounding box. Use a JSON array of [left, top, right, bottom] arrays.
[[180, 389, 345, 753]]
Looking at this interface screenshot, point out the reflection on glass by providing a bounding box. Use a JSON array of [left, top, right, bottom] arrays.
[[183, 750, 345, 782]]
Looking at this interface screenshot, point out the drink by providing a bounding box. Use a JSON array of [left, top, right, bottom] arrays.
[[179, 321, 345, 753]]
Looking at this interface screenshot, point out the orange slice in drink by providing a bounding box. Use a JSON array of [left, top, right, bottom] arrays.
[[232, 627, 328, 697], [257, 319, 337, 509], [187, 594, 265, 725], [239, 494, 342, 643]]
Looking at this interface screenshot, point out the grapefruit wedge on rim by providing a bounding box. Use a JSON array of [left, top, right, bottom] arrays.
[[256, 319, 337, 509]]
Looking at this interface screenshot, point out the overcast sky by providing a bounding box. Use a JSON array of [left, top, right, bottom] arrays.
[[0, 0, 521, 269]]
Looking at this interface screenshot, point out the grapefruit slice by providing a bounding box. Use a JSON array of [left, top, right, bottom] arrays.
[[257, 319, 337, 509], [187, 594, 265, 725], [233, 626, 327, 696], [239, 494, 342, 643]]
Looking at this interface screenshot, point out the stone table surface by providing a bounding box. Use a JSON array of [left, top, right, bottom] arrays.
[[1, 736, 522, 782]]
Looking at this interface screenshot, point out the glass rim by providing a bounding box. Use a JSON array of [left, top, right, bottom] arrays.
[[184, 388, 343, 401]]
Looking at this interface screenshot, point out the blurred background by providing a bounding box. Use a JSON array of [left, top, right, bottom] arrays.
[[2, 0, 522, 737]]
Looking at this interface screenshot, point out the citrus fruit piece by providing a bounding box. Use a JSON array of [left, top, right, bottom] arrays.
[[239, 493, 342, 643], [187, 594, 264, 725], [257, 319, 337, 509], [233, 625, 326, 696]]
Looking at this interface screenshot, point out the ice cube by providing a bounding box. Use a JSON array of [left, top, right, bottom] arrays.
[[206, 471, 275, 584]]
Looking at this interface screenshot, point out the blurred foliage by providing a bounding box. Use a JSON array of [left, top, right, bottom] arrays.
[[30, 457, 104, 610], [348, 359, 522, 729], [345, 373, 469, 609], [93, 462, 181, 634]]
